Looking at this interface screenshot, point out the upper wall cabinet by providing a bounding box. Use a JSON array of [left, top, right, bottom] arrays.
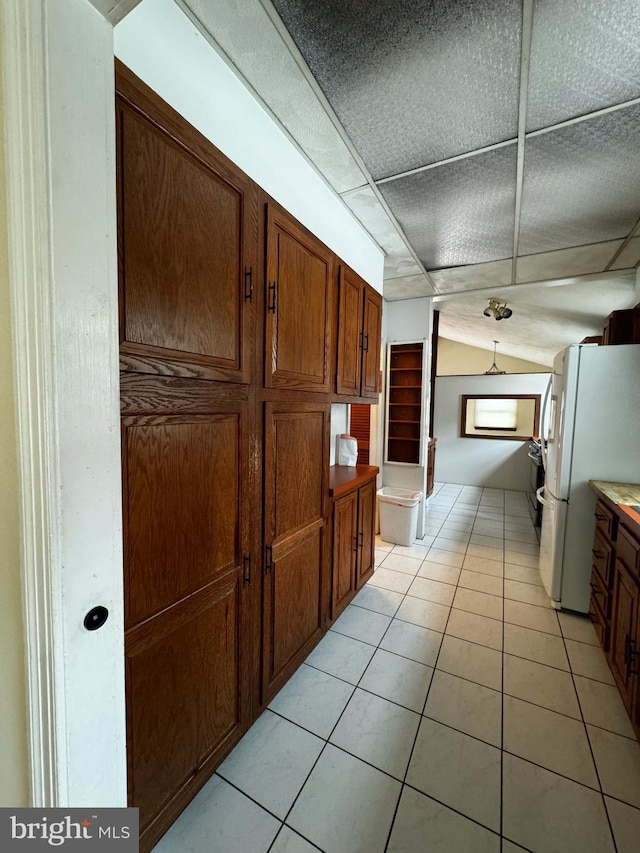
[[117, 66, 257, 384], [336, 265, 382, 400], [264, 205, 333, 392]]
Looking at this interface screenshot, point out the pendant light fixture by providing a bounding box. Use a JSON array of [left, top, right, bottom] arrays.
[[484, 340, 507, 375]]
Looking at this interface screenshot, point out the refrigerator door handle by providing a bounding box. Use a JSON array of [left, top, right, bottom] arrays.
[[536, 485, 551, 507], [540, 374, 552, 474]]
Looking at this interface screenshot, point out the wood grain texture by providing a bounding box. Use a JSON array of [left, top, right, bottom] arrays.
[[123, 412, 246, 628], [120, 372, 249, 414], [117, 61, 256, 385], [332, 492, 358, 618], [262, 402, 329, 699], [356, 478, 376, 589], [264, 204, 332, 392], [126, 580, 241, 834], [361, 286, 382, 399], [336, 266, 363, 396]]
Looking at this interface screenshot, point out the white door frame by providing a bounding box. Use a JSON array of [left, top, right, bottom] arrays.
[[2, 0, 128, 806]]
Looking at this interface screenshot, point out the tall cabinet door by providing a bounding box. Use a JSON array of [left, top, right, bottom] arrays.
[[361, 287, 383, 398], [117, 63, 256, 384], [265, 205, 333, 392], [117, 64, 258, 852], [336, 266, 364, 396], [123, 407, 254, 848], [263, 402, 330, 701], [356, 479, 376, 588], [332, 492, 358, 618]]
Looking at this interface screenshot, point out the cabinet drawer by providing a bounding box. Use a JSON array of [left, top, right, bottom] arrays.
[[618, 524, 640, 576], [589, 565, 610, 620], [594, 500, 615, 541], [592, 528, 614, 589]]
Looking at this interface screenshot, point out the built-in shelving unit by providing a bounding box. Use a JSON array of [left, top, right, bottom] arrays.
[[385, 341, 424, 465]]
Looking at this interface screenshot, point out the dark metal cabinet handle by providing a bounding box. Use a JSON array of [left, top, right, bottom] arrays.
[[244, 268, 253, 303], [265, 545, 274, 573], [358, 530, 364, 549], [353, 535, 359, 552], [268, 281, 277, 313], [243, 555, 251, 585]]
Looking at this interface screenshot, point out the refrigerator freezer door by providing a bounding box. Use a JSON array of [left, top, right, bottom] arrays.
[[550, 345, 580, 502], [537, 485, 565, 606]]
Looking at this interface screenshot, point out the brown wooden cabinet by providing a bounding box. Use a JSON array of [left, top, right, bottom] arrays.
[[117, 61, 382, 852], [264, 204, 333, 393], [262, 402, 330, 702], [329, 466, 378, 620], [588, 486, 640, 741], [117, 66, 256, 385], [588, 499, 616, 650], [610, 556, 640, 716], [385, 342, 424, 465], [335, 264, 382, 400], [602, 304, 640, 345]]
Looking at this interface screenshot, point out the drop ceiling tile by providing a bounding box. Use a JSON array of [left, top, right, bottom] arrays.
[[378, 146, 517, 269], [516, 241, 623, 283], [270, 0, 521, 180], [340, 185, 423, 279], [186, 0, 367, 193], [519, 105, 640, 256], [430, 259, 513, 294], [383, 275, 436, 301], [610, 236, 640, 270], [527, 0, 640, 131]]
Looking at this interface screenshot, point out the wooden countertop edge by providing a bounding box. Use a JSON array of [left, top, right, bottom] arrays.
[[329, 465, 379, 498]]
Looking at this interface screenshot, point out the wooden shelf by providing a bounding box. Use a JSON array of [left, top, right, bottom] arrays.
[[386, 341, 423, 465]]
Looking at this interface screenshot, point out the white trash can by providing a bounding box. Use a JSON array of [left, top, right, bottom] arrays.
[[377, 488, 423, 546]]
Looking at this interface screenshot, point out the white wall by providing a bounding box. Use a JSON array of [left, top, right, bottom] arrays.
[[114, 0, 384, 290], [434, 373, 550, 490], [330, 404, 349, 466]]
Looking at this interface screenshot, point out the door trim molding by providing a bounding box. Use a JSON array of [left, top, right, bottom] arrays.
[[2, 0, 62, 806], [2, 0, 126, 805]]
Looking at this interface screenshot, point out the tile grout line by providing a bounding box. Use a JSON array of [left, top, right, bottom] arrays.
[[382, 487, 481, 853], [556, 619, 620, 853]]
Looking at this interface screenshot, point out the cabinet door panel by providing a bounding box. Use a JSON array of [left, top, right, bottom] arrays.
[[117, 72, 255, 384], [265, 206, 332, 391], [126, 580, 241, 836], [263, 403, 329, 699], [271, 532, 323, 677], [333, 492, 358, 617], [610, 558, 638, 713], [361, 287, 382, 399], [336, 267, 364, 396], [357, 479, 376, 588], [123, 413, 246, 628]]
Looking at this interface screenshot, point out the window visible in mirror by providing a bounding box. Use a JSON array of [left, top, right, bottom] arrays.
[[461, 394, 541, 441]]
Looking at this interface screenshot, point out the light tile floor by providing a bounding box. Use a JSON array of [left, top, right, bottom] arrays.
[[153, 483, 640, 853]]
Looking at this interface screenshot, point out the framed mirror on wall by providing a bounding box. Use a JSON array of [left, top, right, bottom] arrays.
[[460, 394, 541, 441]]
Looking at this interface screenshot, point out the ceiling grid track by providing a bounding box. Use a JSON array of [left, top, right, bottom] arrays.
[[257, 0, 440, 296], [604, 213, 640, 271], [510, 0, 535, 285]]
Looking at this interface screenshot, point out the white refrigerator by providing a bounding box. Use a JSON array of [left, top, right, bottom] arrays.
[[538, 343, 640, 613]]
